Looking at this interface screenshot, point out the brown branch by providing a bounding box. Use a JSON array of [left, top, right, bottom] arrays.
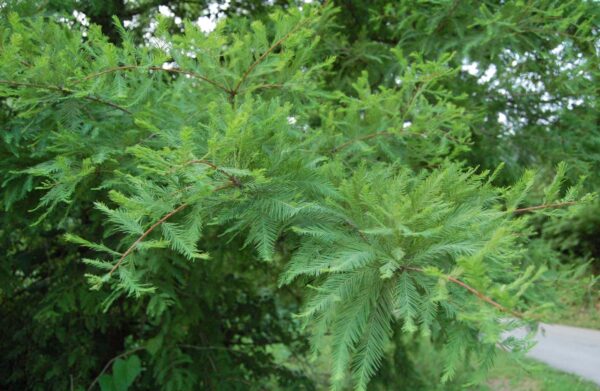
[[82, 94, 132, 113], [75, 65, 230, 93], [108, 203, 188, 276], [185, 159, 243, 188], [0, 80, 131, 114], [343, 219, 369, 242], [87, 347, 145, 391], [231, 18, 310, 95], [447, 275, 524, 318], [107, 164, 241, 276], [403, 266, 525, 319], [213, 182, 239, 192], [513, 201, 579, 214]]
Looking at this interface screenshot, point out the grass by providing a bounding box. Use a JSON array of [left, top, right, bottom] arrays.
[[405, 338, 600, 391], [481, 350, 600, 391], [273, 333, 600, 390], [550, 300, 600, 330]]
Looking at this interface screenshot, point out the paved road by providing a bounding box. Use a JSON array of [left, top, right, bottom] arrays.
[[508, 323, 600, 385]]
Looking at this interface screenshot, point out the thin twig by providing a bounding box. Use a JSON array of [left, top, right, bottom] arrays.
[[399, 82, 424, 123], [0, 79, 131, 114], [87, 347, 145, 391], [447, 275, 523, 318], [403, 266, 525, 318], [198, 332, 218, 374], [213, 182, 239, 192], [186, 159, 243, 188], [82, 94, 131, 114], [76, 65, 230, 93], [107, 166, 242, 276], [108, 203, 189, 276], [344, 219, 369, 242], [513, 201, 579, 214], [231, 18, 310, 95]]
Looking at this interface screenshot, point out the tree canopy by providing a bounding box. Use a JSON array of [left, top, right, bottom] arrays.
[[1, 1, 598, 390]]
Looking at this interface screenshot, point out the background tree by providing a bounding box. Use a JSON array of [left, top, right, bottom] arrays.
[[5, 0, 294, 42]]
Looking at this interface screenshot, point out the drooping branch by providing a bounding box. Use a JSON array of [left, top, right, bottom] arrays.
[[107, 203, 189, 276], [108, 162, 242, 276], [354, 220, 522, 317], [446, 275, 524, 318], [0, 80, 132, 114], [76, 65, 230, 93], [403, 266, 526, 319]]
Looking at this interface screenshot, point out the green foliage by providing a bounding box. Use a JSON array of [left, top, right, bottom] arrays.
[[99, 355, 143, 391], [1, 1, 598, 390]]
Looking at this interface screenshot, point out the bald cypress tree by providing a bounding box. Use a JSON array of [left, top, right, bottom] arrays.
[[1, 2, 596, 390]]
